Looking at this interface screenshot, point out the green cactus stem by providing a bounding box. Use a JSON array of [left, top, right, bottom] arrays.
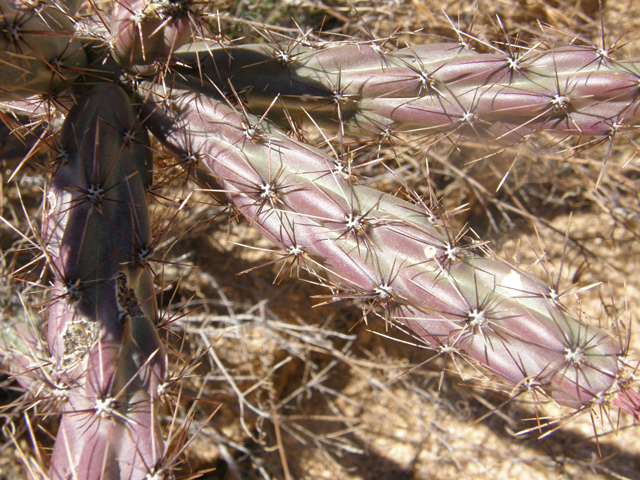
[[141, 81, 639, 417]]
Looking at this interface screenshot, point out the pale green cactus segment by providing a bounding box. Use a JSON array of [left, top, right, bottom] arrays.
[[0, 304, 46, 392], [0, 0, 87, 100], [141, 82, 634, 414], [43, 84, 166, 479], [172, 42, 640, 138]]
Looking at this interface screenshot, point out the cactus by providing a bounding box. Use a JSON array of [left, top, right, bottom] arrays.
[[170, 41, 640, 140], [42, 83, 166, 479], [0, 0, 639, 478], [110, 0, 194, 69], [141, 81, 639, 415], [0, 0, 86, 101]]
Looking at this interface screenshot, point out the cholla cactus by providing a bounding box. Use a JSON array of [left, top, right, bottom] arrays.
[[0, 0, 639, 478], [42, 83, 166, 480], [170, 41, 640, 140], [141, 81, 639, 414]]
